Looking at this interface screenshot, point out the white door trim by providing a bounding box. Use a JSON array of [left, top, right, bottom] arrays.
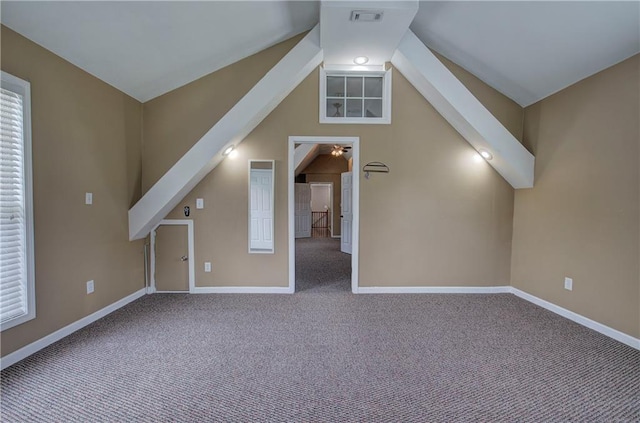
[[150, 219, 195, 294], [288, 136, 360, 294]]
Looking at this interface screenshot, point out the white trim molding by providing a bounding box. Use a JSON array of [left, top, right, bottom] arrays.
[[193, 286, 292, 294], [0, 288, 146, 370], [357, 286, 511, 294], [510, 288, 640, 350], [288, 136, 360, 294]]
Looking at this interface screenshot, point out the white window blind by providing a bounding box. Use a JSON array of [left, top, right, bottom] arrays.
[[1, 71, 35, 331]]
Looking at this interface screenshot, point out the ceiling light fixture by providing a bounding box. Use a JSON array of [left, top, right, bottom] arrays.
[[222, 146, 235, 156], [354, 56, 369, 65], [331, 145, 345, 157], [479, 149, 493, 160]]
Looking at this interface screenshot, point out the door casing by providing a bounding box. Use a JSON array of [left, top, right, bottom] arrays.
[[288, 136, 360, 293], [150, 219, 195, 293]]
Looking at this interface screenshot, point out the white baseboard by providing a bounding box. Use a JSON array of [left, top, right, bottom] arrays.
[[356, 286, 511, 294], [1, 288, 146, 370], [510, 288, 639, 350], [193, 286, 293, 294]]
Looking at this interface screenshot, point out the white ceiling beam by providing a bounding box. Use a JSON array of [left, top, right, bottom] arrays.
[[128, 25, 323, 240], [391, 30, 535, 189], [294, 143, 320, 176]]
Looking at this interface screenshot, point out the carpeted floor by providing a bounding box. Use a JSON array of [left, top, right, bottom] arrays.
[[1, 240, 639, 421], [295, 237, 351, 293]]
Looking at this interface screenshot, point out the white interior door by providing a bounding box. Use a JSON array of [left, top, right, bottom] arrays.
[[295, 183, 311, 238], [250, 169, 274, 250], [341, 172, 353, 254]]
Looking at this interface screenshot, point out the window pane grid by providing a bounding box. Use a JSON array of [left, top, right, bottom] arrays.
[[325, 75, 383, 119]]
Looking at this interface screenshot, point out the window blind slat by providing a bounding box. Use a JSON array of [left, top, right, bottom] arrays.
[[0, 82, 30, 326]]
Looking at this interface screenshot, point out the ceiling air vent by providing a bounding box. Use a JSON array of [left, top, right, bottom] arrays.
[[350, 10, 384, 22]]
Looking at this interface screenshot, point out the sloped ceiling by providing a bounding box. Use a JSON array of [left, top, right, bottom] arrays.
[[1, 1, 638, 105], [0, 1, 319, 102]]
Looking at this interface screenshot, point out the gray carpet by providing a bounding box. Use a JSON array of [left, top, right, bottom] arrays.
[[1, 241, 639, 421], [295, 237, 351, 293]]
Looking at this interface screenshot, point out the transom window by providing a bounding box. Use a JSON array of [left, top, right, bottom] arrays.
[[320, 68, 391, 124]]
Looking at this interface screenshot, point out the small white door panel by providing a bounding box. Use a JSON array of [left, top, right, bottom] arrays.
[[250, 169, 274, 250]]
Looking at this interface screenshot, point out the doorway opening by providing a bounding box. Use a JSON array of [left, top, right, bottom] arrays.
[[310, 183, 333, 238], [150, 219, 195, 293], [288, 136, 360, 293]]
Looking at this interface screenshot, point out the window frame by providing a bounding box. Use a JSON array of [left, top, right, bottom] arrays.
[[1, 71, 36, 331], [319, 67, 392, 125]]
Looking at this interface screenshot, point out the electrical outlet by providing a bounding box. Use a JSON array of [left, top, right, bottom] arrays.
[[85, 192, 93, 205], [196, 198, 204, 209], [86, 280, 95, 294], [204, 262, 212, 272], [564, 277, 573, 291]]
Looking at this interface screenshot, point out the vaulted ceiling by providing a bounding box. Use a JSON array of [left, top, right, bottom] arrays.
[[2, 1, 638, 106]]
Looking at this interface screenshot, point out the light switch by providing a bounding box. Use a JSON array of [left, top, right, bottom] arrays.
[[204, 262, 212, 272], [85, 192, 93, 205], [196, 198, 204, 209]]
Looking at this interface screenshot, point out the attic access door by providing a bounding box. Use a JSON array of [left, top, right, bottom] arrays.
[[150, 219, 195, 293]]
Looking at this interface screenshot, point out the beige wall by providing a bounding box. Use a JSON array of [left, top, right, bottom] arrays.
[[301, 154, 349, 235], [142, 34, 305, 192], [1, 27, 145, 356], [512, 55, 640, 338], [145, 35, 522, 289]]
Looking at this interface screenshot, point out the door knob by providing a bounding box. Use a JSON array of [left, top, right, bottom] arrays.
[[181, 255, 188, 261]]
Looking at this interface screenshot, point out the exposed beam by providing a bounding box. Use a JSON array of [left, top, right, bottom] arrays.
[[391, 30, 535, 189], [129, 25, 323, 240], [294, 143, 319, 176]]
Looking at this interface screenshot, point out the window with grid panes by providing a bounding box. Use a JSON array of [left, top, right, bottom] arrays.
[[319, 68, 391, 124]]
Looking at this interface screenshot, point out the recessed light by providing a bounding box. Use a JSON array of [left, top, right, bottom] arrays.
[[479, 149, 493, 160], [354, 56, 369, 65], [222, 146, 235, 156]]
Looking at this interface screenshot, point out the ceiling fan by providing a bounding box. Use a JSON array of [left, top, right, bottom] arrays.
[[330, 145, 351, 157]]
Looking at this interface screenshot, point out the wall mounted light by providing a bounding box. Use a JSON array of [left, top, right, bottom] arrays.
[[354, 56, 369, 65], [479, 149, 493, 160]]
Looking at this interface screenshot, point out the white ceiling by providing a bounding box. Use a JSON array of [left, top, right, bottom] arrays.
[[1, 1, 638, 106], [0, 1, 318, 102], [321, 0, 418, 68], [411, 1, 640, 106]]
